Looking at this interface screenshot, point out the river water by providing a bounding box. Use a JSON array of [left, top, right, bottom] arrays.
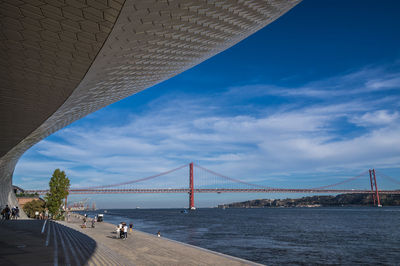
[[81, 207, 400, 265]]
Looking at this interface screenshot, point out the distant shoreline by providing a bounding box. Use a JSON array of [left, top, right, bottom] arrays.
[[217, 193, 400, 208]]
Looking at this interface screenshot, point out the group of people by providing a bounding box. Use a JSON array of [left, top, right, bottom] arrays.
[[1, 205, 19, 220], [116, 222, 133, 240], [81, 214, 96, 228]]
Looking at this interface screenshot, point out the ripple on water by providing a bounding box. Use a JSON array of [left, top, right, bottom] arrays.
[[80, 207, 400, 264]]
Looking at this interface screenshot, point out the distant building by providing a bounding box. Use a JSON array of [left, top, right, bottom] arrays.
[[12, 185, 25, 194], [17, 197, 45, 210], [13, 185, 44, 209]]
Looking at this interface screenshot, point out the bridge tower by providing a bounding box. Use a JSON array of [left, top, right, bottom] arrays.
[[189, 162, 195, 210], [369, 169, 381, 207]]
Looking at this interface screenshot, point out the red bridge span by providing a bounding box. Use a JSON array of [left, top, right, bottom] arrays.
[[25, 163, 400, 209]]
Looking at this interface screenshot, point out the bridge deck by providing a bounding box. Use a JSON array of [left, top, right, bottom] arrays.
[[26, 188, 400, 194]]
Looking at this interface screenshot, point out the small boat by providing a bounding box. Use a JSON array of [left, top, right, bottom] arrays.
[[181, 209, 188, 214]]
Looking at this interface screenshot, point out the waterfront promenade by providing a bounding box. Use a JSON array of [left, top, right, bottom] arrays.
[[0, 215, 259, 265]]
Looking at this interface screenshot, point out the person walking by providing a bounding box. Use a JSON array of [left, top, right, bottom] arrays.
[[117, 224, 121, 239], [11, 207, 16, 219], [129, 223, 133, 232], [119, 223, 124, 239], [15, 207, 19, 219], [123, 224, 128, 240], [4, 205, 10, 220]]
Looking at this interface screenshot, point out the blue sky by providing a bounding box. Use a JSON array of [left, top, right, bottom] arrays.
[[14, 0, 400, 208]]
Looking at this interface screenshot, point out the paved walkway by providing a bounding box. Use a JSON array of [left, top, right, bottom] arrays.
[[0, 219, 54, 265], [0, 218, 109, 265], [63, 214, 259, 265], [0, 216, 260, 265]]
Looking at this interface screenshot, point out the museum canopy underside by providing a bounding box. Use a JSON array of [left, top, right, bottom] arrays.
[[0, 0, 300, 206]]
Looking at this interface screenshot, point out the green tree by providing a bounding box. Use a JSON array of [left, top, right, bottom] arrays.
[[45, 169, 70, 219], [23, 199, 46, 218], [16, 192, 39, 197]]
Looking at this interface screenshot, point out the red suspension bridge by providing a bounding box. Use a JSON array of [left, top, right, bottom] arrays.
[[25, 163, 400, 209]]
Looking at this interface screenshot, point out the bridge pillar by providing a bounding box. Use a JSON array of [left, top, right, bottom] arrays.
[[189, 162, 195, 210], [369, 169, 381, 207], [369, 169, 376, 205]]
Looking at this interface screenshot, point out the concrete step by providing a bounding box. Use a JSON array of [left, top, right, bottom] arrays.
[[48, 220, 131, 265], [0, 219, 117, 265]]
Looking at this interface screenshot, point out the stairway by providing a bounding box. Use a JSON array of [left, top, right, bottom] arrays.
[[0, 219, 130, 265]]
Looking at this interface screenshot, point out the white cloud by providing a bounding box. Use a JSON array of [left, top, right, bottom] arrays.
[[366, 76, 400, 90], [350, 110, 399, 127], [227, 64, 400, 99], [13, 63, 400, 199]]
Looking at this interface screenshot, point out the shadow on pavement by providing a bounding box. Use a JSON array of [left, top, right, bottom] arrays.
[[0, 219, 96, 265]]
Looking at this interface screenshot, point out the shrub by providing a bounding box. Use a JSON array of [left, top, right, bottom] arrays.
[[23, 199, 46, 218]]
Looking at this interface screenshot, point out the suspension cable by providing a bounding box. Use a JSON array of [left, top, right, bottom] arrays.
[[375, 170, 400, 186], [311, 171, 368, 190], [74, 164, 188, 190], [194, 163, 273, 189]]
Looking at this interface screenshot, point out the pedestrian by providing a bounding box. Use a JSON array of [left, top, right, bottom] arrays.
[[123, 224, 128, 240], [11, 207, 16, 219], [157, 231, 161, 237], [116, 225, 121, 239], [15, 207, 19, 219], [129, 223, 133, 232], [118, 222, 123, 239], [4, 205, 10, 220], [1, 207, 5, 220]]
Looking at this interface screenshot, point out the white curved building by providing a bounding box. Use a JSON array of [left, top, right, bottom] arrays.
[[0, 0, 300, 207]]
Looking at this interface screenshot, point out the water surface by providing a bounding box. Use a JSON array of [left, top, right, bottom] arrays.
[[81, 207, 400, 264]]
